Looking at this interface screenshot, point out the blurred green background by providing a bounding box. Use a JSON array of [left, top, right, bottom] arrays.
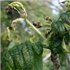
[[1, 0, 68, 70]]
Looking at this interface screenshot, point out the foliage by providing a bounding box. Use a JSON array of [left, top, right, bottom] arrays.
[[2, 41, 43, 70], [1, 2, 51, 69], [1, 1, 52, 48], [1, 1, 70, 70]]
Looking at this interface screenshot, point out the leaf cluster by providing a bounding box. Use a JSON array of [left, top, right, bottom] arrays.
[[2, 41, 43, 70]]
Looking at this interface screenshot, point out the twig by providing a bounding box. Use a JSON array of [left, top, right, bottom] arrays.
[[26, 19, 47, 41], [51, 50, 61, 70]]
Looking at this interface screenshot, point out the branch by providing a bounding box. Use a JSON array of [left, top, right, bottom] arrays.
[[66, 53, 70, 70], [51, 50, 61, 70], [43, 53, 51, 63]]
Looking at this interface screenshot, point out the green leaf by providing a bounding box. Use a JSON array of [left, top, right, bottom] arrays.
[[2, 56, 12, 70], [51, 21, 65, 35], [32, 41, 43, 55], [62, 38, 70, 53], [34, 51, 43, 70], [49, 35, 63, 54], [2, 41, 43, 70], [59, 53, 68, 70], [64, 32, 69, 44], [32, 41, 43, 70], [61, 13, 70, 25], [21, 42, 34, 70], [3, 51, 15, 70]]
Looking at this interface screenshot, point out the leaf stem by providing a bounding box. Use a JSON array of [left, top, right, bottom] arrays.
[[26, 19, 46, 41]]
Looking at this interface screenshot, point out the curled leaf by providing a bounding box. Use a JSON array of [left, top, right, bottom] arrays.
[[8, 2, 27, 18], [6, 27, 10, 39], [8, 2, 25, 11], [11, 18, 25, 28]]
